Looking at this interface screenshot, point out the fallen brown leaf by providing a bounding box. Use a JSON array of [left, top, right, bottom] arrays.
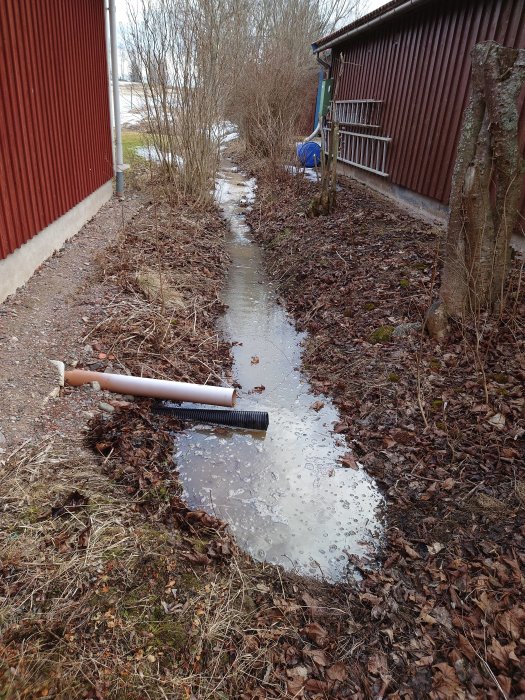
[[302, 622, 329, 647], [340, 452, 358, 470], [326, 662, 347, 682]]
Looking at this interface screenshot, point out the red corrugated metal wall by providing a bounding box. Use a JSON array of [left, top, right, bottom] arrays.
[[0, 0, 113, 261], [331, 0, 525, 227]]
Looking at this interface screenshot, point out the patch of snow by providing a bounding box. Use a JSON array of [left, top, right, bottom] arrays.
[[213, 120, 236, 138], [121, 113, 144, 127], [215, 173, 256, 208], [244, 177, 257, 203], [222, 131, 239, 144], [135, 145, 183, 167], [284, 164, 320, 183], [214, 121, 240, 149], [119, 83, 146, 127]]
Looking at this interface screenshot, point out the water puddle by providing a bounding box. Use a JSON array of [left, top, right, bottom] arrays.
[[176, 159, 383, 580]]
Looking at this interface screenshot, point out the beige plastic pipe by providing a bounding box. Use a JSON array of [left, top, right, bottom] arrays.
[[64, 369, 236, 407]]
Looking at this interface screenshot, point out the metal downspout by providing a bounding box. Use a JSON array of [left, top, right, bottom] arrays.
[[104, 0, 115, 170], [313, 69, 323, 132], [312, 45, 331, 70], [302, 47, 332, 143], [108, 0, 124, 195]]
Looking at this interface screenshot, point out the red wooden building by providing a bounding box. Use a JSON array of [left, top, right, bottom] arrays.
[[0, 0, 114, 302], [314, 0, 525, 234]]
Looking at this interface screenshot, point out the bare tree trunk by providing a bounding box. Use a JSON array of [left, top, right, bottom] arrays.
[[428, 41, 525, 338], [329, 121, 339, 210], [307, 120, 339, 217]]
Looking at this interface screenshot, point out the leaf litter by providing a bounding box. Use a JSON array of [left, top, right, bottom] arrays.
[[243, 170, 525, 698]]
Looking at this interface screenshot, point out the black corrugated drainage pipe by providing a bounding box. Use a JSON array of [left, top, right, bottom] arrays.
[[153, 403, 270, 431]]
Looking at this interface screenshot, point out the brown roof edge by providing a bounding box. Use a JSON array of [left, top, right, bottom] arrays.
[[313, 0, 435, 51]]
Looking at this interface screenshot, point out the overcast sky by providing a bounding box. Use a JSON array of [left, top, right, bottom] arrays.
[[116, 1, 127, 30], [366, 0, 390, 12]]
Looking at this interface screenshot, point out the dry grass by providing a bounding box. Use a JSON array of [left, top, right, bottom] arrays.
[[89, 198, 232, 387], [135, 268, 186, 310], [170, 572, 275, 699], [0, 441, 159, 698], [0, 440, 292, 699]]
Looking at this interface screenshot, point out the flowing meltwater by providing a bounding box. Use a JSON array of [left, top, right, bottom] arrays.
[[176, 159, 383, 580]]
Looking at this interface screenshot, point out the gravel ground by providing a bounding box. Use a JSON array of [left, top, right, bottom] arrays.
[[0, 193, 144, 451]]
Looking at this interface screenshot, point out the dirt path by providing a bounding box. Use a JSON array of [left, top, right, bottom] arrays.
[[0, 194, 144, 449]]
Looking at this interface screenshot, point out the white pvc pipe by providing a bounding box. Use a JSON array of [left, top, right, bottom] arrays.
[[304, 124, 321, 142], [64, 369, 236, 407]]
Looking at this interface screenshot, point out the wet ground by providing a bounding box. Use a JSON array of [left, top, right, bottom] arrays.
[[176, 160, 383, 580]]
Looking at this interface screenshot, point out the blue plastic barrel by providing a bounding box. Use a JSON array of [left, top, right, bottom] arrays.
[[296, 141, 321, 168]]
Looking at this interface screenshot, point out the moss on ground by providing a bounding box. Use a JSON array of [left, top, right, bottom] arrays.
[[178, 572, 202, 592], [369, 325, 395, 344], [142, 619, 189, 650], [191, 537, 208, 554]]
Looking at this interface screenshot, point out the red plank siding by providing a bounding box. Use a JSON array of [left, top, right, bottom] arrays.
[[0, 0, 113, 261], [329, 0, 525, 230]]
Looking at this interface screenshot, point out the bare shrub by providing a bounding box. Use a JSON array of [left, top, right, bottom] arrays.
[[125, 0, 367, 196], [125, 0, 235, 203], [229, 0, 367, 170]]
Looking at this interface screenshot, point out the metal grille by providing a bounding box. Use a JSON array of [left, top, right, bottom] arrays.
[[324, 127, 391, 177], [333, 100, 382, 128]]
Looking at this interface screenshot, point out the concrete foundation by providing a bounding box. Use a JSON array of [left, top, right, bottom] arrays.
[[337, 161, 525, 253], [0, 181, 113, 304], [337, 161, 449, 225]]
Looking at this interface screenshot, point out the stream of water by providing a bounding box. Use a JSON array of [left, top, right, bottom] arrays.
[[176, 160, 383, 580]]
